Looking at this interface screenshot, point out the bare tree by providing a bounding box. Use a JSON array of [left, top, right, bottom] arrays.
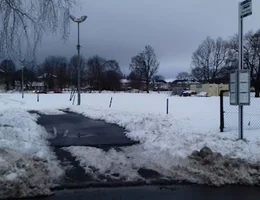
[[14, 67, 37, 90], [152, 74, 164, 82], [130, 45, 159, 93], [0, 0, 75, 59], [226, 34, 239, 71], [191, 37, 229, 83], [244, 30, 260, 97], [86, 56, 106, 91], [103, 70, 122, 91], [227, 31, 260, 97], [103, 60, 122, 91], [86, 56, 122, 91], [52, 57, 68, 90], [0, 59, 16, 90], [176, 72, 190, 80], [127, 71, 143, 90], [69, 55, 87, 88]]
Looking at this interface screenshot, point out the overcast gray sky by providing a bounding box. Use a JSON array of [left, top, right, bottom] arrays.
[[38, 0, 260, 79]]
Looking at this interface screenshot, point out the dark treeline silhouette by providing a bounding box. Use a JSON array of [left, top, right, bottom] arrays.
[[0, 45, 163, 92]]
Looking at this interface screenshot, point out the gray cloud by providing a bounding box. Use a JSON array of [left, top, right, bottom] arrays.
[[38, 0, 260, 79]]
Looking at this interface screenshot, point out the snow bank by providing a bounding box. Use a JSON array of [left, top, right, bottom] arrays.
[[64, 145, 260, 186], [0, 149, 53, 198], [0, 108, 63, 199], [64, 144, 186, 181], [70, 105, 260, 164], [63, 146, 142, 181]]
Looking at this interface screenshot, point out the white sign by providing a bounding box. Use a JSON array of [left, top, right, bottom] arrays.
[[230, 71, 238, 105], [240, 0, 252, 18], [238, 70, 250, 105], [229, 70, 250, 106]]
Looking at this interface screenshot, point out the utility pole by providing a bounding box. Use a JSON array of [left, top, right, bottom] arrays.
[[22, 66, 24, 98], [19, 59, 25, 99], [77, 22, 81, 106]]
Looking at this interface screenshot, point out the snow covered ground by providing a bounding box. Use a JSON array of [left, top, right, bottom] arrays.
[[2, 92, 260, 162], [1, 92, 260, 197]]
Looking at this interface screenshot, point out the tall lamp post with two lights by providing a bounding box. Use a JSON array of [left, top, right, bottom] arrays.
[[70, 15, 87, 106]]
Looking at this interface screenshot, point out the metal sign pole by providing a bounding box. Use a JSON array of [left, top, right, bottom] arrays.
[[237, 0, 252, 140], [238, 2, 243, 140]]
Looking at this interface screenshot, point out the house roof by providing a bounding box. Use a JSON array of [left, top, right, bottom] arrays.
[[120, 79, 130, 84], [32, 82, 44, 87], [38, 73, 57, 79], [165, 78, 176, 83], [154, 80, 167, 84], [172, 79, 200, 84]]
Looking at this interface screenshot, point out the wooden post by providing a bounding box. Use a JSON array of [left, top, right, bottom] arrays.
[[37, 93, 39, 102], [109, 97, 113, 108], [220, 90, 225, 132], [70, 89, 75, 101], [72, 95, 76, 105], [166, 98, 169, 114]]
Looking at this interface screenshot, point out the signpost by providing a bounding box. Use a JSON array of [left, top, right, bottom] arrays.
[[230, 0, 252, 140]]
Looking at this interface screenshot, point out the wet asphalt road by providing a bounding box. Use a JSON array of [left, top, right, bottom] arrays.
[[33, 110, 142, 185], [31, 185, 260, 200], [34, 110, 137, 147]]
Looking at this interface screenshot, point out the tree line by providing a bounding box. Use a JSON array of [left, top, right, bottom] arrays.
[[176, 29, 260, 97], [0, 45, 161, 93]]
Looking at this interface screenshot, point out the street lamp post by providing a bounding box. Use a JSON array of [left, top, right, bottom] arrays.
[[70, 15, 87, 106], [19, 59, 25, 98], [22, 66, 24, 98]]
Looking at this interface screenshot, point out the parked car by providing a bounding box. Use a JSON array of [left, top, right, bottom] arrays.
[[37, 90, 47, 94], [54, 89, 62, 93], [181, 90, 197, 97], [197, 92, 209, 97]]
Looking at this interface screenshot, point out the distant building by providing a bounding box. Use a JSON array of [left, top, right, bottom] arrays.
[[37, 73, 57, 79], [169, 79, 200, 90], [120, 78, 147, 91], [190, 83, 229, 96], [15, 81, 45, 91], [38, 73, 57, 90], [153, 80, 169, 90], [120, 79, 131, 90]]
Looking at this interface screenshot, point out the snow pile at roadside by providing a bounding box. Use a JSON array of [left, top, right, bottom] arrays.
[[63, 146, 142, 181], [69, 106, 260, 164], [0, 109, 63, 199], [64, 145, 260, 186], [184, 147, 260, 186], [64, 144, 187, 182]]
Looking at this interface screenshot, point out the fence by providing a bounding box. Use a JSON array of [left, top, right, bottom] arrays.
[[220, 90, 260, 132]]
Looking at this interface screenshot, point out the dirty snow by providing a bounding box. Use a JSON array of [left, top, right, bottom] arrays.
[[63, 144, 187, 181], [64, 145, 260, 186], [0, 95, 64, 199]]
